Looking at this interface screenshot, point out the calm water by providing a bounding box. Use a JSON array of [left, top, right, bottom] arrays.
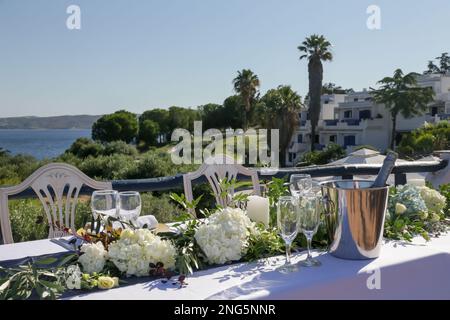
[[0, 129, 91, 160]]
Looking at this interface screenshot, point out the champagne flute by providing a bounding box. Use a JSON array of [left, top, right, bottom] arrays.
[[277, 196, 300, 273], [290, 174, 312, 198], [298, 193, 322, 267], [119, 191, 142, 227]]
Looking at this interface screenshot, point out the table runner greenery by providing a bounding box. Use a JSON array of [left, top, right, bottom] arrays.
[[1, 178, 449, 300]]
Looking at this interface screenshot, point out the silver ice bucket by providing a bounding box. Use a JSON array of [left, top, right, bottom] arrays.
[[320, 180, 389, 260]]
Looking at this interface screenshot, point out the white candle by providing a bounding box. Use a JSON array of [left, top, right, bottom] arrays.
[[246, 195, 270, 228]]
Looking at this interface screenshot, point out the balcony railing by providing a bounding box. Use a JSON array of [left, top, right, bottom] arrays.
[[6, 158, 448, 200], [341, 119, 361, 126], [324, 120, 339, 126]]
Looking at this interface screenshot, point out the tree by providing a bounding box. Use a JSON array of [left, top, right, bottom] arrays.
[[372, 69, 434, 150], [261, 85, 303, 165], [232, 69, 260, 130], [198, 103, 223, 130], [322, 82, 353, 94], [298, 34, 333, 151], [423, 52, 450, 74], [222, 95, 245, 129], [66, 137, 102, 158], [92, 110, 138, 143], [168, 106, 199, 132], [424, 60, 440, 75], [139, 109, 170, 143], [139, 119, 160, 147]]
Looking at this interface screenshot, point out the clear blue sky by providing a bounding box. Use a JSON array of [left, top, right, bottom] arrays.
[[0, 0, 449, 117]]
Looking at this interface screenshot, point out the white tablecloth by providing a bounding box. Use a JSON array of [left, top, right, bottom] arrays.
[[1, 234, 449, 300]]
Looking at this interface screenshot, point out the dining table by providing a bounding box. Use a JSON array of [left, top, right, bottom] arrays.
[[1, 232, 449, 300]]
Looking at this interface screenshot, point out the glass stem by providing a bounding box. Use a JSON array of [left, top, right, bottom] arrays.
[[285, 243, 291, 264], [306, 236, 312, 260]]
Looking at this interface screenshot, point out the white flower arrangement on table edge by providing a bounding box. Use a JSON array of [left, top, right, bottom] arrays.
[[385, 184, 449, 241]]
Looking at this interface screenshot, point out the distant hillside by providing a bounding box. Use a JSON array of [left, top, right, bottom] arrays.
[[0, 115, 102, 129]]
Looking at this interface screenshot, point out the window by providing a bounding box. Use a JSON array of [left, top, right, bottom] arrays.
[[344, 135, 356, 147], [359, 110, 371, 120], [344, 110, 352, 118], [324, 100, 329, 104], [330, 135, 336, 143], [354, 98, 358, 102], [297, 134, 303, 143]]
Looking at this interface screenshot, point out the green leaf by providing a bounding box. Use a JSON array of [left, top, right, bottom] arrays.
[[0, 279, 10, 292], [56, 254, 78, 267], [34, 257, 58, 265]]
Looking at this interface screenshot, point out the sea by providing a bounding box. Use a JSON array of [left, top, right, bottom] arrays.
[[0, 129, 91, 160]]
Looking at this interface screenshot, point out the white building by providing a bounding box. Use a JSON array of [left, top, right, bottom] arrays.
[[286, 73, 450, 166]]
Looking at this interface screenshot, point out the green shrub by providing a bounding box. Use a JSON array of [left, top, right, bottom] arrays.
[[0, 153, 40, 185], [140, 192, 184, 223], [8, 198, 91, 243], [79, 154, 137, 180], [65, 137, 103, 158], [300, 143, 346, 165], [103, 141, 138, 157], [398, 121, 450, 158]]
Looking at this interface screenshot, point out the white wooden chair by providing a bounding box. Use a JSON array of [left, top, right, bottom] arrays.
[[0, 163, 112, 244], [183, 155, 260, 216]]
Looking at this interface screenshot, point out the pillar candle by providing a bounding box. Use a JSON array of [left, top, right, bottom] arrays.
[[246, 195, 270, 228]]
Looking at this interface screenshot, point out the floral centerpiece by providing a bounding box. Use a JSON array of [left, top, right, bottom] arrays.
[[385, 184, 449, 241], [195, 207, 256, 264], [1, 178, 449, 300]]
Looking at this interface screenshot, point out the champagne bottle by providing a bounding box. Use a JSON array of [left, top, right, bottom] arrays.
[[372, 151, 398, 188]]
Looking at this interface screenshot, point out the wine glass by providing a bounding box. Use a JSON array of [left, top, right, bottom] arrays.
[[310, 180, 323, 197], [289, 174, 312, 198], [277, 196, 300, 273], [298, 193, 322, 267], [91, 190, 120, 219], [119, 191, 142, 226]]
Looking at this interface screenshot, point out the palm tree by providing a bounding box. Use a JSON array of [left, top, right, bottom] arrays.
[[437, 52, 450, 74], [298, 34, 333, 151], [424, 60, 440, 74], [423, 53, 450, 74], [233, 69, 260, 130], [372, 69, 435, 150], [261, 85, 303, 165]]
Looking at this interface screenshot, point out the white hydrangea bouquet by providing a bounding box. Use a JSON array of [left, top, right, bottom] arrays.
[[385, 184, 449, 241], [194, 207, 256, 265]]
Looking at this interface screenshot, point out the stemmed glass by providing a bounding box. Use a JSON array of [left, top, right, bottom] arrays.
[[298, 193, 322, 267], [119, 191, 142, 227], [91, 190, 120, 219], [290, 174, 312, 198], [277, 196, 300, 273], [91, 190, 120, 233]]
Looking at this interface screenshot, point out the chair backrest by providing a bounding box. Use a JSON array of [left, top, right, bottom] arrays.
[[183, 155, 260, 216], [0, 163, 112, 244]]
